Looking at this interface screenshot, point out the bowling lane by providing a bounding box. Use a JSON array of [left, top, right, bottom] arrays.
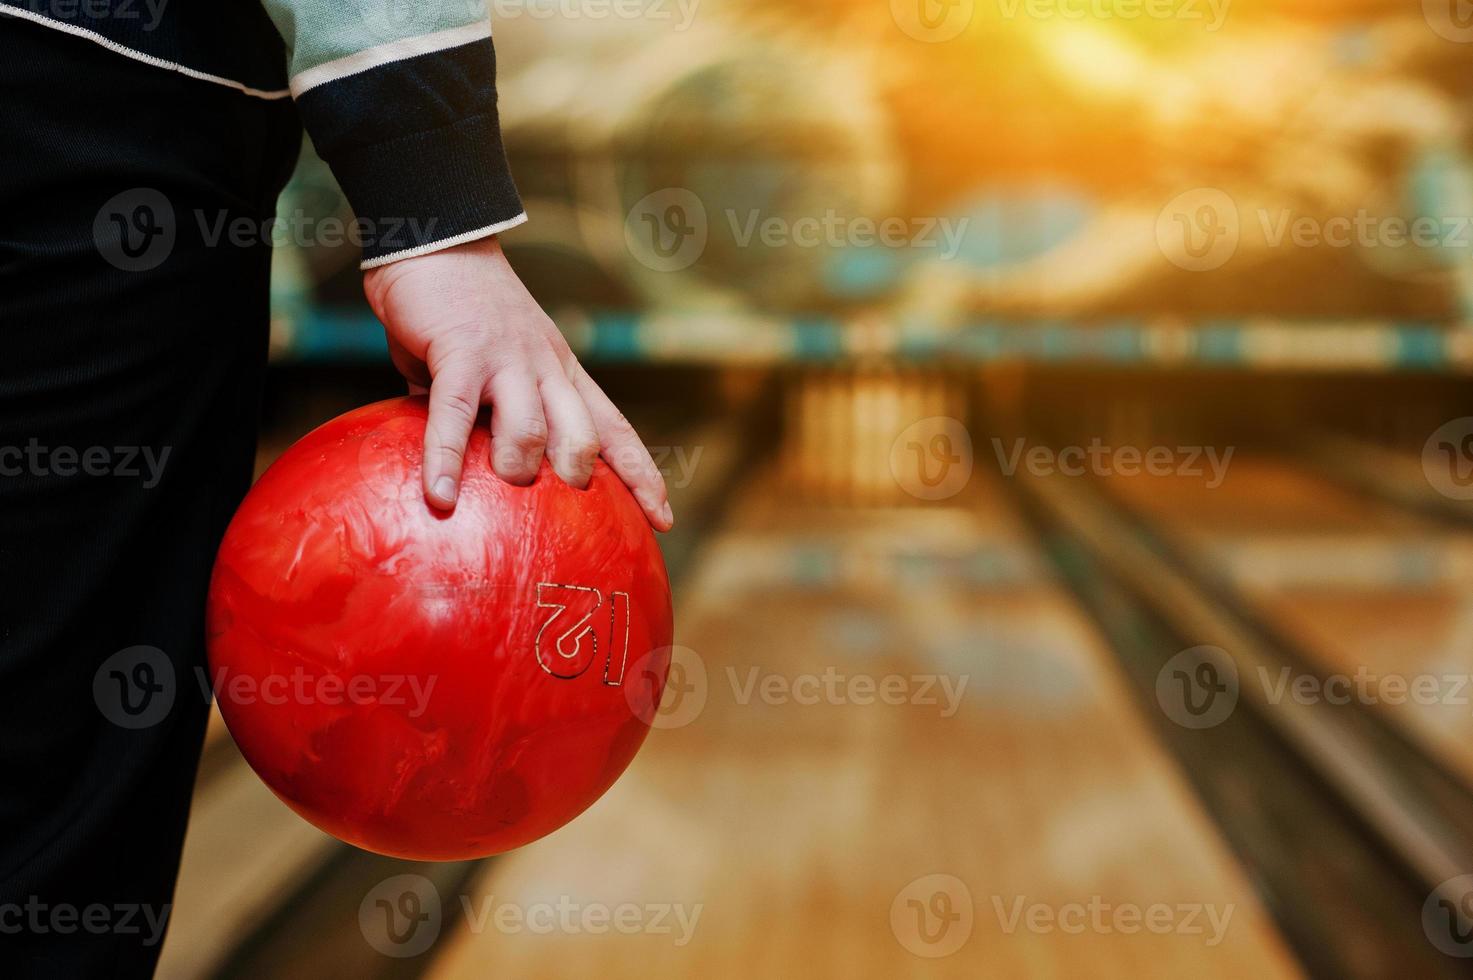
[[1299, 429, 1473, 529], [422, 467, 1300, 978], [155, 743, 341, 980], [1107, 456, 1473, 790]]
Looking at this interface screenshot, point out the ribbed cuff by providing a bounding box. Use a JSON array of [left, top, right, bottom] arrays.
[[294, 35, 524, 266], [323, 112, 524, 266]]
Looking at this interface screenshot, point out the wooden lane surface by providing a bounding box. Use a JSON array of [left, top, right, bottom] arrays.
[[155, 719, 342, 980], [423, 469, 1300, 979], [1109, 457, 1473, 790]]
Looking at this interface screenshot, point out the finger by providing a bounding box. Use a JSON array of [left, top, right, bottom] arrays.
[[538, 371, 600, 489], [423, 357, 485, 508], [486, 368, 546, 486], [569, 365, 673, 530]]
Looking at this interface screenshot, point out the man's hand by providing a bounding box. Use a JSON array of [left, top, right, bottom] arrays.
[[363, 236, 674, 531]]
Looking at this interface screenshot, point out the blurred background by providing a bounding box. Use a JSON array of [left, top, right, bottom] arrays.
[[162, 1, 1473, 976]]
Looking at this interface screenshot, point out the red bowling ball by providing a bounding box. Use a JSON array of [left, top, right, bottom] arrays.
[[206, 397, 673, 860]]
